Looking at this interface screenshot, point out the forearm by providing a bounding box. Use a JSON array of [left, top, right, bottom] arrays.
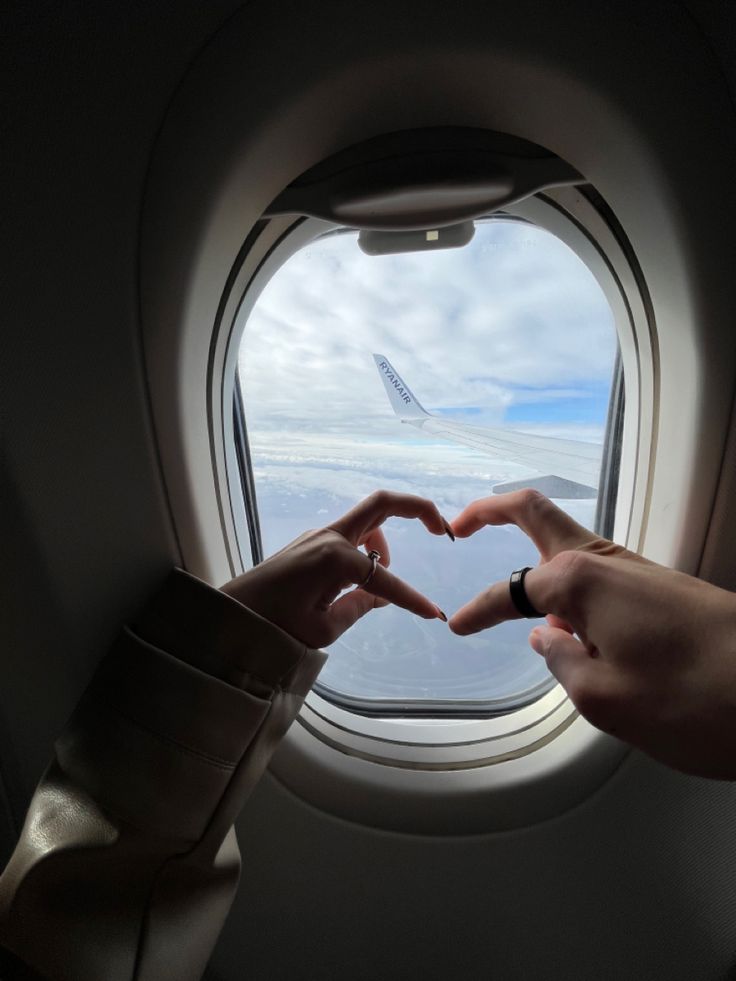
[[0, 570, 326, 981]]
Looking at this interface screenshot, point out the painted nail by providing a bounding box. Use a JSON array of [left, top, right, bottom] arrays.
[[436, 607, 448, 622], [442, 518, 455, 542]]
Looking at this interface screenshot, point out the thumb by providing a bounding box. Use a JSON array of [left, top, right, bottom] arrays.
[[529, 625, 592, 695], [530, 626, 623, 737]]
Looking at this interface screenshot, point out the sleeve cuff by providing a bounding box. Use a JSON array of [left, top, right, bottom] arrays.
[[133, 568, 318, 694], [53, 570, 327, 841]]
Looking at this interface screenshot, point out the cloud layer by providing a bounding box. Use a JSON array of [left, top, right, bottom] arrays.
[[239, 220, 616, 435], [237, 219, 616, 703]]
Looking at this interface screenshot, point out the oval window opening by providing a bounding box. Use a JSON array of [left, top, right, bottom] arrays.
[[236, 216, 620, 715]]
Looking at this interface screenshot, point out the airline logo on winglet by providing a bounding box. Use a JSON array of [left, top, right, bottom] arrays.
[[377, 359, 412, 405], [372, 353, 428, 419]]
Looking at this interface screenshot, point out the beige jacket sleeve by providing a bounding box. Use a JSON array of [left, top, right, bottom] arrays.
[[0, 569, 327, 981]]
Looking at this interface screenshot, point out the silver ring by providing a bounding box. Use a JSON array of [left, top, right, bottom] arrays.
[[357, 549, 381, 589]]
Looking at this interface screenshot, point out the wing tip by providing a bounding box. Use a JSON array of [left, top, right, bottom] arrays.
[[492, 475, 597, 499]]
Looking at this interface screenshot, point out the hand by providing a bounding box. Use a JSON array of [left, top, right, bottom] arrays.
[[448, 490, 736, 779], [222, 490, 450, 649]]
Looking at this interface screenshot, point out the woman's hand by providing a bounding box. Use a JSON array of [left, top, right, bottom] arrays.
[[222, 490, 450, 649], [448, 490, 736, 779]]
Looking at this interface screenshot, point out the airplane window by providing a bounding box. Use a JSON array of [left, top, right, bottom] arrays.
[[236, 217, 619, 713]]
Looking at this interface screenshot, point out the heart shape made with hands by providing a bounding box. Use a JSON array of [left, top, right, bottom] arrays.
[[332, 488, 610, 642], [223, 488, 608, 651], [265, 490, 736, 784]]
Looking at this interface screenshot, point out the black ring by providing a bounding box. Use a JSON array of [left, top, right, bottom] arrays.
[[509, 567, 544, 619]]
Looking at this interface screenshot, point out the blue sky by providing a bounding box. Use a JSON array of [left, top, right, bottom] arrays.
[[237, 219, 616, 704]]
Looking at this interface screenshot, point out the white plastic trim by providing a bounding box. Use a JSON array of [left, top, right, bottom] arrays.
[[270, 713, 627, 835], [139, 0, 736, 831], [216, 196, 640, 828]]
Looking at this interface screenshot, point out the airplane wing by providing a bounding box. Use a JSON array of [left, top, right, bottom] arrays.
[[373, 353, 601, 498]]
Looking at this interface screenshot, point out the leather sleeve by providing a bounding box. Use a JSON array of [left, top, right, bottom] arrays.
[[0, 570, 327, 981]]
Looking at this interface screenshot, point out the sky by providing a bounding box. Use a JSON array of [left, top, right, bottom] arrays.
[[237, 219, 617, 707]]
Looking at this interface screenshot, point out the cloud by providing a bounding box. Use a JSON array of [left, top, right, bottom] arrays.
[[238, 220, 616, 440], [237, 218, 615, 703]]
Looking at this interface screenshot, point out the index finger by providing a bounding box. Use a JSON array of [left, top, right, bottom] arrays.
[[330, 490, 447, 544], [338, 541, 442, 620], [449, 548, 603, 636], [451, 490, 598, 561], [449, 560, 560, 635], [363, 564, 443, 620]]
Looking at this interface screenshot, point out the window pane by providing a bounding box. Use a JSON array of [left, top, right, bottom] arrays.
[[237, 219, 618, 709]]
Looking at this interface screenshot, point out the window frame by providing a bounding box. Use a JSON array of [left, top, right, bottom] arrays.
[[208, 187, 654, 830], [228, 195, 649, 682], [232, 208, 626, 718]]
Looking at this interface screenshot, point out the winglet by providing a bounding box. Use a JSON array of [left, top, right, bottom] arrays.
[[372, 354, 429, 420]]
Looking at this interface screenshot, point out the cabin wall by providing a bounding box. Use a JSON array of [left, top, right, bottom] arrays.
[[2, 0, 240, 841], [4, 3, 736, 979]]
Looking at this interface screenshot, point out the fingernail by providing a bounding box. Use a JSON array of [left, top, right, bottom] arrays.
[[529, 628, 544, 655], [436, 607, 448, 622], [442, 518, 455, 542]]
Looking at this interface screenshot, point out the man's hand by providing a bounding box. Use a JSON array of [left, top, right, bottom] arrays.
[[222, 490, 449, 649], [449, 490, 736, 780]]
